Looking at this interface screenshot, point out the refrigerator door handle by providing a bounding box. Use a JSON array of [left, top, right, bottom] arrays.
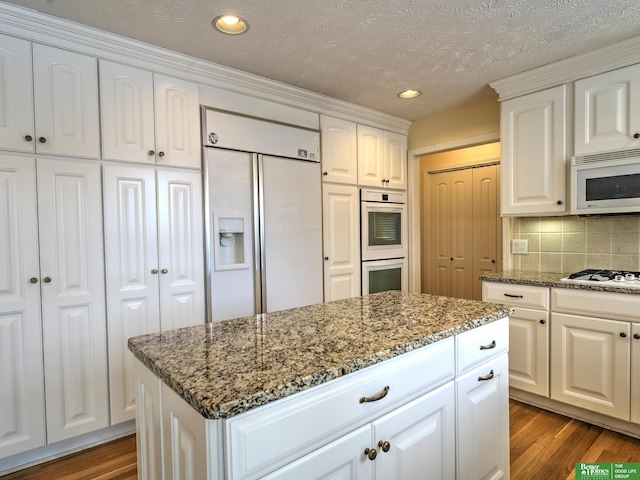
[[254, 154, 267, 314]]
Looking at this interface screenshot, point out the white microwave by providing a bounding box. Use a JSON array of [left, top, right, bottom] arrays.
[[571, 149, 640, 215]]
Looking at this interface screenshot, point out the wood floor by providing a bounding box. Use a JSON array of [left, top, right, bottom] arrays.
[[3, 400, 640, 479]]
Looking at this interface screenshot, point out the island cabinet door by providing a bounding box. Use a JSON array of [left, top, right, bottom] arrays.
[[371, 382, 455, 480], [456, 353, 510, 480], [260, 425, 372, 480]]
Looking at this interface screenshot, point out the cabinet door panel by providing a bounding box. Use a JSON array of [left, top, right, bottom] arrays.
[[551, 313, 630, 420], [157, 169, 204, 330], [456, 354, 510, 480], [509, 307, 549, 396], [373, 383, 455, 480], [261, 425, 372, 480], [0, 34, 34, 152], [632, 323, 640, 425], [322, 184, 360, 301], [384, 131, 406, 189], [32, 45, 99, 159], [37, 159, 108, 442], [103, 165, 161, 424], [357, 125, 384, 187], [100, 61, 155, 164], [154, 75, 200, 169], [135, 359, 164, 480], [320, 116, 357, 184], [0, 156, 45, 458]]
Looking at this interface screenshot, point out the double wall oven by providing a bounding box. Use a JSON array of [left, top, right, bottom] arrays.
[[360, 188, 408, 294]]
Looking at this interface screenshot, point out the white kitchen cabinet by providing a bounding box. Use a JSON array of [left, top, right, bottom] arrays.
[[103, 164, 205, 424], [134, 357, 164, 480], [574, 63, 640, 155], [482, 282, 550, 396], [632, 323, 640, 425], [320, 115, 358, 184], [322, 184, 360, 301], [456, 353, 510, 480], [500, 84, 569, 215], [0, 155, 108, 454], [0, 36, 100, 158], [0, 155, 45, 459], [100, 60, 201, 169], [357, 125, 407, 189]]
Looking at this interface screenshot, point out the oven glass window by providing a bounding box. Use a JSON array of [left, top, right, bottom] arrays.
[[586, 173, 640, 201], [368, 211, 401, 246], [369, 267, 402, 294]]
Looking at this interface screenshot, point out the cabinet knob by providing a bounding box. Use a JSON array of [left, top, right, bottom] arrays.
[[24, 135, 33, 142], [43, 277, 52, 283], [634, 133, 640, 139], [158, 151, 165, 157], [151, 269, 159, 274], [539, 319, 546, 325], [378, 440, 391, 453], [323, 171, 328, 176], [161, 268, 168, 274], [38, 137, 46, 143], [148, 150, 155, 156], [620, 332, 627, 338], [556, 200, 563, 205], [634, 333, 640, 340], [324, 256, 329, 261], [29, 277, 38, 284], [364, 447, 377, 461], [491, 259, 496, 264], [450, 257, 453, 261]]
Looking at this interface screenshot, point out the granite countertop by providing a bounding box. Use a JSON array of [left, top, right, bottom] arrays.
[[128, 291, 512, 420], [480, 271, 640, 295]]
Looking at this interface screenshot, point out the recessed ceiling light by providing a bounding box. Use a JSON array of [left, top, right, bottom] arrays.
[[398, 89, 421, 99], [212, 15, 249, 35]]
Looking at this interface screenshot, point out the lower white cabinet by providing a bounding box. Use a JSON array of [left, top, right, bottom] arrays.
[[632, 323, 640, 425], [456, 354, 510, 480], [133, 318, 509, 480]]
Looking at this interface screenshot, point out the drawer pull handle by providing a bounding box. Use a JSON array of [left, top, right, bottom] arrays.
[[378, 440, 391, 453], [478, 370, 494, 382], [480, 340, 496, 350], [364, 447, 377, 461], [359, 386, 390, 404], [504, 293, 523, 298]]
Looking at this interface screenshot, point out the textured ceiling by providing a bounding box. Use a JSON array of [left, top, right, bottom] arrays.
[[4, 0, 640, 121]]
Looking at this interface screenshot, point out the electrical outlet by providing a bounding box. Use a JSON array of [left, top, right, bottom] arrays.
[[512, 239, 529, 255]]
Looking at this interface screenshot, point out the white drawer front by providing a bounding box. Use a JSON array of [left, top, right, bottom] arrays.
[[552, 288, 640, 322], [456, 318, 509, 376], [482, 282, 549, 310], [225, 337, 454, 480]]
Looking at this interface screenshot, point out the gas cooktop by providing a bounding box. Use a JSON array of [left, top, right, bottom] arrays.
[[561, 269, 640, 288]]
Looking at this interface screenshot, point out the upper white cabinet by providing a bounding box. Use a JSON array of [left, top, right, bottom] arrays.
[[100, 60, 201, 169], [103, 164, 205, 425], [322, 184, 360, 301], [0, 35, 100, 158], [574, 63, 640, 155], [320, 115, 357, 184], [500, 84, 569, 216], [357, 125, 407, 189]]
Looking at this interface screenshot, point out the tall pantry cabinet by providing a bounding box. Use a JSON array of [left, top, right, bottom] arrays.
[[0, 32, 204, 461]]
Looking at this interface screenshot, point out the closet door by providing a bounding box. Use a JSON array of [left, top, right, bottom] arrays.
[[103, 164, 161, 425], [156, 169, 205, 331], [38, 159, 108, 442], [0, 155, 45, 458]]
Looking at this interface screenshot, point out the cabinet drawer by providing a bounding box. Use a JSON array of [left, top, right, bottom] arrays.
[[552, 288, 640, 322], [225, 337, 454, 480], [483, 282, 549, 310], [456, 318, 509, 376]]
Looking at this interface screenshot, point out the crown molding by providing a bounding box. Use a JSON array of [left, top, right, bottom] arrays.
[[490, 34, 640, 101], [0, 3, 411, 133]]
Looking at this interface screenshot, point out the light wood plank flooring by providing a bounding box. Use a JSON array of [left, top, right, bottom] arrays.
[[3, 400, 640, 479]]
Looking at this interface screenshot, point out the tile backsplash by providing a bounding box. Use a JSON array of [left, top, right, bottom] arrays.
[[511, 216, 640, 273]]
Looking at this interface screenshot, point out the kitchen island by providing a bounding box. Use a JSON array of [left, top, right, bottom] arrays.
[[129, 291, 512, 480]]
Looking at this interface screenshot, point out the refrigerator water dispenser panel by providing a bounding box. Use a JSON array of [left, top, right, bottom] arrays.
[[214, 213, 250, 271]]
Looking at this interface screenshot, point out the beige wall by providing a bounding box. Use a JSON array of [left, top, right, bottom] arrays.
[[408, 96, 500, 151]]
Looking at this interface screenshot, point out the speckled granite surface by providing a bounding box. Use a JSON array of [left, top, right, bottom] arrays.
[[128, 291, 511, 420], [480, 271, 640, 294]]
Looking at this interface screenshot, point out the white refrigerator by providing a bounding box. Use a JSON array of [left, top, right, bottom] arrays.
[[203, 109, 323, 322]]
